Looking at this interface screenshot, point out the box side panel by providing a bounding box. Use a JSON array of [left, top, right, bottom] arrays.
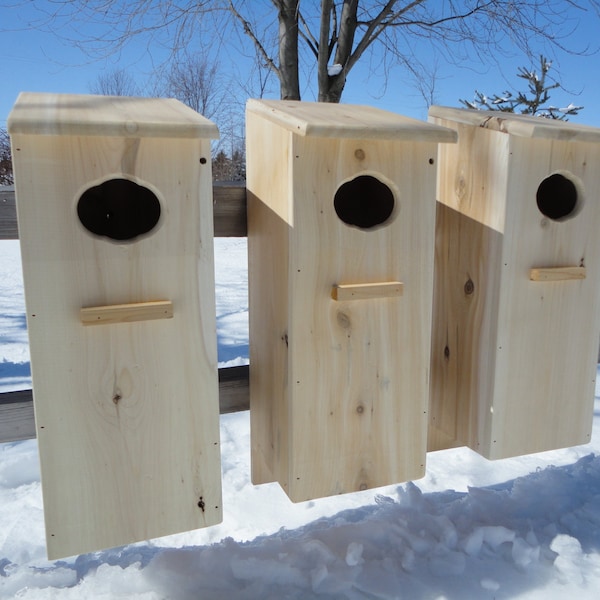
[[12, 134, 221, 559], [246, 113, 292, 488], [431, 119, 509, 231], [489, 137, 600, 458], [286, 137, 437, 501], [428, 120, 508, 453], [429, 203, 505, 452]]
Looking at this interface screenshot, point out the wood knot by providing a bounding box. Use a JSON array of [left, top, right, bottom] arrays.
[[464, 278, 475, 295], [337, 311, 351, 329], [354, 149, 365, 160], [456, 175, 467, 199]]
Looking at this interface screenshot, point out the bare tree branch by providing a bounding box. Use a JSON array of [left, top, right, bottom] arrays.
[[345, 1, 402, 74], [89, 68, 141, 96], [297, 10, 319, 59], [13, 0, 600, 105], [228, 1, 279, 78]]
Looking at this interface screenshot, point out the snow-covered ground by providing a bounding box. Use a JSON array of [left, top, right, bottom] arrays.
[[1, 237, 600, 599]]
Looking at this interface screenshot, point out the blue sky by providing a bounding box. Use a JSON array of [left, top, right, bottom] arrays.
[[2, 1, 600, 131]]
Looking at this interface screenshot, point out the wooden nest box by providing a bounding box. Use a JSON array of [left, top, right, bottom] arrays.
[[8, 92, 222, 559], [246, 99, 457, 502], [428, 105, 600, 460]]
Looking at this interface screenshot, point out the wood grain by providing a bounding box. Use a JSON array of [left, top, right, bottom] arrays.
[[9, 93, 222, 559], [247, 100, 455, 502], [429, 107, 600, 460], [430, 105, 600, 144], [80, 300, 174, 325], [248, 99, 458, 142], [331, 282, 404, 301], [8, 92, 219, 139], [0, 365, 250, 443], [529, 266, 586, 281]]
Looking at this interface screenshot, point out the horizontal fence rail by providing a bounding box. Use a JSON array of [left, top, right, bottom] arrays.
[[0, 183, 250, 443]]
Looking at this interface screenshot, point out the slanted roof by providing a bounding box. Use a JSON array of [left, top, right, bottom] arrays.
[[247, 99, 457, 142], [8, 92, 219, 139], [429, 105, 600, 144]]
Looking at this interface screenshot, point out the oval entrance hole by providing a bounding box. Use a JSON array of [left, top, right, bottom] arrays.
[[78, 178, 161, 241], [536, 173, 579, 221], [334, 175, 395, 229]]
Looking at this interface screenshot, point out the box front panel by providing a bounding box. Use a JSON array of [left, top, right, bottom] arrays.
[[12, 133, 221, 558], [287, 137, 437, 501], [490, 138, 600, 458]]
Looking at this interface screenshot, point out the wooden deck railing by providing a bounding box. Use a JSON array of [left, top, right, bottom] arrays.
[[0, 183, 250, 443]]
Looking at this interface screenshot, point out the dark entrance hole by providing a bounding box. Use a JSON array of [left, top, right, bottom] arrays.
[[77, 178, 161, 241], [536, 173, 579, 221], [334, 175, 395, 229]]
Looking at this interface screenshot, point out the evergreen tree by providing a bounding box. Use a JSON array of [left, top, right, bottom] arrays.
[[460, 56, 582, 120], [0, 128, 13, 186], [212, 147, 246, 182]]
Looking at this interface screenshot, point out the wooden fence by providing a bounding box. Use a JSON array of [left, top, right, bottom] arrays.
[[0, 183, 250, 443]]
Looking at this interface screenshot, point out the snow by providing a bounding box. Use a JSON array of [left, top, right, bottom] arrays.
[[328, 64, 343, 77], [2, 237, 600, 598]]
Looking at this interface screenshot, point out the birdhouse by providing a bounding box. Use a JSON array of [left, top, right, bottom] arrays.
[[8, 92, 222, 559], [428, 105, 600, 460], [246, 99, 457, 502]]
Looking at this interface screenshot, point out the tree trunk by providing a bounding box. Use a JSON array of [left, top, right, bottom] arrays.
[[278, 0, 301, 100], [318, 77, 346, 103], [317, 0, 358, 103]]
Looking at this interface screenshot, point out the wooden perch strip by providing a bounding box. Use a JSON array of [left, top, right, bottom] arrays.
[[529, 267, 586, 282], [80, 300, 173, 325], [332, 281, 404, 301]]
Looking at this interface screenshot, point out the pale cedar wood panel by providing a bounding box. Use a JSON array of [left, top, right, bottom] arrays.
[[429, 106, 600, 460], [247, 99, 457, 502], [8, 93, 222, 559]]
